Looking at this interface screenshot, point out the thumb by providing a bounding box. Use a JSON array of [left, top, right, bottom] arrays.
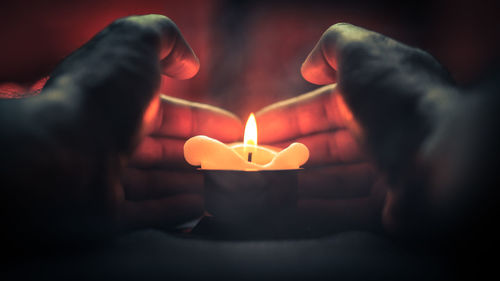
[[41, 15, 200, 152], [301, 23, 362, 85], [301, 23, 456, 180]]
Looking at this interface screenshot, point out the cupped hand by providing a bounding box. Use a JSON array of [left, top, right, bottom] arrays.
[[259, 23, 459, 235], [301, 23, 460, 236], [0, 14, 241, 243], [122, 95, 242, 230], [256, 85, 386, 232]]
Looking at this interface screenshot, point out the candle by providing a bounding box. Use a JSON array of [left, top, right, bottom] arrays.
[[184, 113, 309, 170], [184, 113, 307, 227]]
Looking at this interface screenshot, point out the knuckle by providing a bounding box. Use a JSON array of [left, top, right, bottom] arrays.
[[322, 23, 365, 54], [326, 22, 352, 33], [111, 16, 143, 29], [341, 40, 369, 56], [324, 23, 351, 41], [107, 15, 181, 49], [154, 15, 177, 32], [323, 24, 343, 43], [109, 16, 155, 38], [110, 14, 175, 37]]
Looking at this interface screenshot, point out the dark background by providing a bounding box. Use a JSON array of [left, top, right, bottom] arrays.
[[1, 1, 498, 279], [1, 0, 499, 117]]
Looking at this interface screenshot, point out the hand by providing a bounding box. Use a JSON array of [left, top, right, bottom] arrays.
[[122, 95, 242, 230], [0, 15, 241, 243], [256, 85, 386, 232], [300, 23, 460, 237], [259, 23, 460, 235]]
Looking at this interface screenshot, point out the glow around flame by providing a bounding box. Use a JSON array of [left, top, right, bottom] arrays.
[[244, 113, 257, 152]]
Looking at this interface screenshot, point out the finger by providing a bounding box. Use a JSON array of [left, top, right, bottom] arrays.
[[122, 168, 203, 201], [300, 38, 337, 85], [120, 194, 203, 230], [41, 15, 200, 152], [299, 162, 376, 199], [255, 85, 355, 143], [152, 95, 243, 141], [155, 16, 200, 79], [301, 23, 371, 85], [102, 14, 200, 79], [272, 130, 365, 166], [301, 23, 455, 177], [46, 14, 199, 94]]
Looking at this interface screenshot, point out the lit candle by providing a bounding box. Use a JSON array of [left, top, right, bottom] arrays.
[[184, 113, 309, 170], [243, 113, 257, 162]]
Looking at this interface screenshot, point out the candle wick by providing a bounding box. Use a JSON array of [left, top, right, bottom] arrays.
[[248, 152, 253, 162]]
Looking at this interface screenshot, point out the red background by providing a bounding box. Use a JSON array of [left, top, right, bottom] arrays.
[[1, 0, 498, 117]]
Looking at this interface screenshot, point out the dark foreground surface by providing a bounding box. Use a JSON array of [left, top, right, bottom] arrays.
[[4, 229, 453, 281]]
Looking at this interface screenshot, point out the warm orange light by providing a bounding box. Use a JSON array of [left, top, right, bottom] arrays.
[[244, 113, 257, 153], [184, 113, 310, 169]]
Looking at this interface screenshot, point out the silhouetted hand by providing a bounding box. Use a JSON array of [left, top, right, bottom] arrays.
[[300, 23, 460, 237], [256, 85, 386, 232], [258, 23, 484, 237], [122, 95, 242, 230], [0, 14, 241, 243]]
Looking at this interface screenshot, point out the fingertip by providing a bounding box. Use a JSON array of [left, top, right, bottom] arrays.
[[301, 43, 337, 85], [161, 41, 200, 80], [189, 53, 201, 78], [153, 15, 200, 80]]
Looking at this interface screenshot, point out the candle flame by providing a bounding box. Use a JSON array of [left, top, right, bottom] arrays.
[[244, 113, 257, 152]]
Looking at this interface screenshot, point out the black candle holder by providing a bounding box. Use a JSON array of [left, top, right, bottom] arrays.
[[202, 169, 300, 225]]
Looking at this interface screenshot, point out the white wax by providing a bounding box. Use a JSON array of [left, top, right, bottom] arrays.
[[184, 135, 309, 170]]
